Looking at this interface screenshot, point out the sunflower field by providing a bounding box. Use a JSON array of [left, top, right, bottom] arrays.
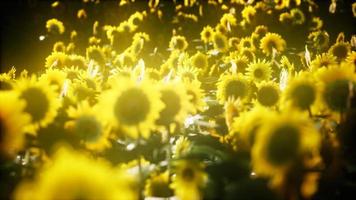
[[0, 0, 355, 199]]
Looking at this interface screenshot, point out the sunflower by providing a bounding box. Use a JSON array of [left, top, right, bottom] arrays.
[[220, 13, 237, 28], [190, 52, 209, 72], [39, 68, 67, 90], [255, 81, 280, 107], [310, 53, 337, 71], [260, 33, 286, 56], [212, 32, 228, 52], [229, 106, 271, 151], [252, 110, 320, 185], [316, 63, 356, 112], [328, 41, 351, 62], [14, 147, 137, 200], [169, 35, 188, 51], [246, 59, 272, 83], [308, 31, 330, 50], [99, 77, 163, 139], [254, 25, 268, 38], [45, 52, 68, 68], [128, 11, 145, 26], [283, 72, 319, 110], [15, 76, 60, 133], [177, 65, 199, 82], [46, 18, 65, 34], [173, 136, 192, 158], [228, 37, 240, 50], [239, 37, 256, 52], [144, 171, 173, 198], [53, 41, 66, 52], [279, 12, 293, 25], [232, 55, 249, 74], [170, 160, 207, 200], [66, 54, 87, 69], [290, 8, 305, 25], [215, 23, 228, 35], [65, 101, 110, 151], [310, 17, 323, 31], [0, 91, 30, 157], [216, 73, 251, 104], [241, 5, 256, 23], [200, 25, 214, 44], [345, 51, 356, 68], [155, 81, 192, 129], [86, 45, 106, 67], [183, 80, 206, 114]]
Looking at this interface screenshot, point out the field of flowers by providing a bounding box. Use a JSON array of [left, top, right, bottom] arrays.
[[0, 0, 355, 199]]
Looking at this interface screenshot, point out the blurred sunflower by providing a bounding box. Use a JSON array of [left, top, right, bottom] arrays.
[[46, 18, 65, 34], [15, 76, 60, 133], [216, 73, 251, 104], [39, 68, 67, 90], [169, 35, 188, 51], [255, 81, 280, 107], [99, 77, 163, 139], [328, 41, 351, 62], [241, 5, 256, 23], [200, 25, 214, 44], [86, 46, 106, 67], [260, 33, 286, 56], [239, 37, 256, 52], [190, 52, 209, 72], [310, 53, 337, 71], [65, 101, 110, 151], [183, 80, 206, 114], [252, 110, 320, 185], [173, 136, 192, 158], [170, 160, 207, 200], [144, 171, 173, 198], [45, 52, 68, 68], [0, 91, 30, 157], [345, 51, 356, 67], [246, 59, 272, 83], [53, 41, 66, 53], [212, 32, 228, 52], [177, 65, 199, 82], [308, 31, 330, 50], [290, 8, 305, 25]]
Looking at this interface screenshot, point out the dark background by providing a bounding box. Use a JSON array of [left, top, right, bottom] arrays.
[[0, 0, 354, 74]]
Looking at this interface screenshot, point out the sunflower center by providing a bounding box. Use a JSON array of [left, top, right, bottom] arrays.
[[75, 116, 102, 142], [324, 79, 351, 111], [267, 125, 300, 166], [20, 87, 49, 122], [114, 87, 150, 125], [204, 31, 211, 39], [182, 167, 195, 181], [214, 35, 227, 50], [175, 39, 186, 50], [156, 90, 181, 126], [193, 56, 207, 69], [253, 68, 264, 79], [266, 40, 277, 52], [225, 80, 247, 100], [332, 44, 348, 60], [257, 86, 279, 106], [291, 84, 315, 109]]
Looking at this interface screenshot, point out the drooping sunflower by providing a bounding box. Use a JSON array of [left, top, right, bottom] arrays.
[[14, 76, 60, 133], [283, 72, 319, 111], [246, 59, 272, 83], [65, 101, 110, 151], [290, 8, 305, 25], [200, 25, 214, 44], [169, 35, 188, 51], [241, 5, 256, 23], [183, 80, 206, 114], [99, 77, 163, 139], [170, 160, 207, 200], [260, 33, 286, 56], [86, 45, 106, 67], [144, 171, 173, 198], [310, 17, 323, 31], [216, 73, 251, 104], [0, 91, 31, 157], [53, 41, 66, 52], [190, 52, 209, 72], [252, 110, 320, 185], [46, 18, 65, 34], [14, 147, 137, 200], [316, 63, 356, 112], [45, 52, 68, 68], [328, 41, 351, 62], [212, 32, 228, 52], [155, 81, 192, 129], [255, 81, 280, 107], [310, 53, 337, 71], [239, 37, 256, 52], [308, 31, 330, 50]]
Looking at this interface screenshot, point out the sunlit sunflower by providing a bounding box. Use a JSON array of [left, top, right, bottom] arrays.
[[53, 41, 66, 52], [177, 65, 199, 82], [212, 32, 228, 52], [246, 59, 272, 83], [260, 33, 286, 56], [170, 160, 207, 200], [99, 77, 163, 139], [279, 12, 293, 25], [216, 73, 251, 104], [290, 8, 305, 25], [200, 25, 214, 44], [228, 37, 240, 50], [308, 31, 330, 50], [15, 76, 60, 133], [283, 72, 319, 110], [65, 101, 110, 151], [14, 147, 137, 200], [316, 63, 356, 112], [46, 18, 65, 34], [0, 91, 30, 157], [215, 23, 228, 35], [144, 171, 173, 198], [190, 52, 209, 72], [45, 52, 68, 68], [86, 45, 106, 67], [241, 5, 256, 23], [66, 54, 87, 69], [254, 25, 268, 38], [229, 106, 271, 151], [173, 136, 192, 158], [345, 51, 356, 68], [328, 41, 351, 62], [39, 68, 67, 90], [310, 53, 337, 71], [155, 81, 192, 129], [169, 35, 188, 51], [128, 11, 145, 26], [220, 13, 237, 28], [239, 37, 256, 52], [183, 80, 206, 114], [310, 17, 323, 31], [252, 110, 320, 186], [255, 81, 280, 107]]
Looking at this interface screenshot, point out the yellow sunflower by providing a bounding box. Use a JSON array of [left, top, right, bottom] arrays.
[[308, 31, 330, 50], [290, 8, 305, 25], [45, 52, 68, 68], [39, 68, 67, 90], [310, 53, 337, 71], [65, 101, 110, 151], [239, 37, 256, 52], [183, 80, 206, 114], [99, 77, 163, 139], [200, 25, 214, 44], [46, 18, 65, 34], [216, 73, 251, 104], [212, 32, 228, 52], [0, 91, 31, 157], [86, 45, 106, 67], [173, 136, 192, 158], [255, 81, 280, 107], [190, 52, 209, 72], [14, 147, 137, 200], [246, 59, 272, 83], [310, 17, 323, 31], [345, 51, 356, 68], [328, 41, 351, 62], [260, 33, 286, 56], [170, 160, 207, 200], [241, 5, 256, 23], [169, 35, 188, 51], [53, 41, 66, 52], [176, 65, 199, 82], [14, 76, 60, 133], [252, 110, 320, 186], [144, 171, 173, 198]]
